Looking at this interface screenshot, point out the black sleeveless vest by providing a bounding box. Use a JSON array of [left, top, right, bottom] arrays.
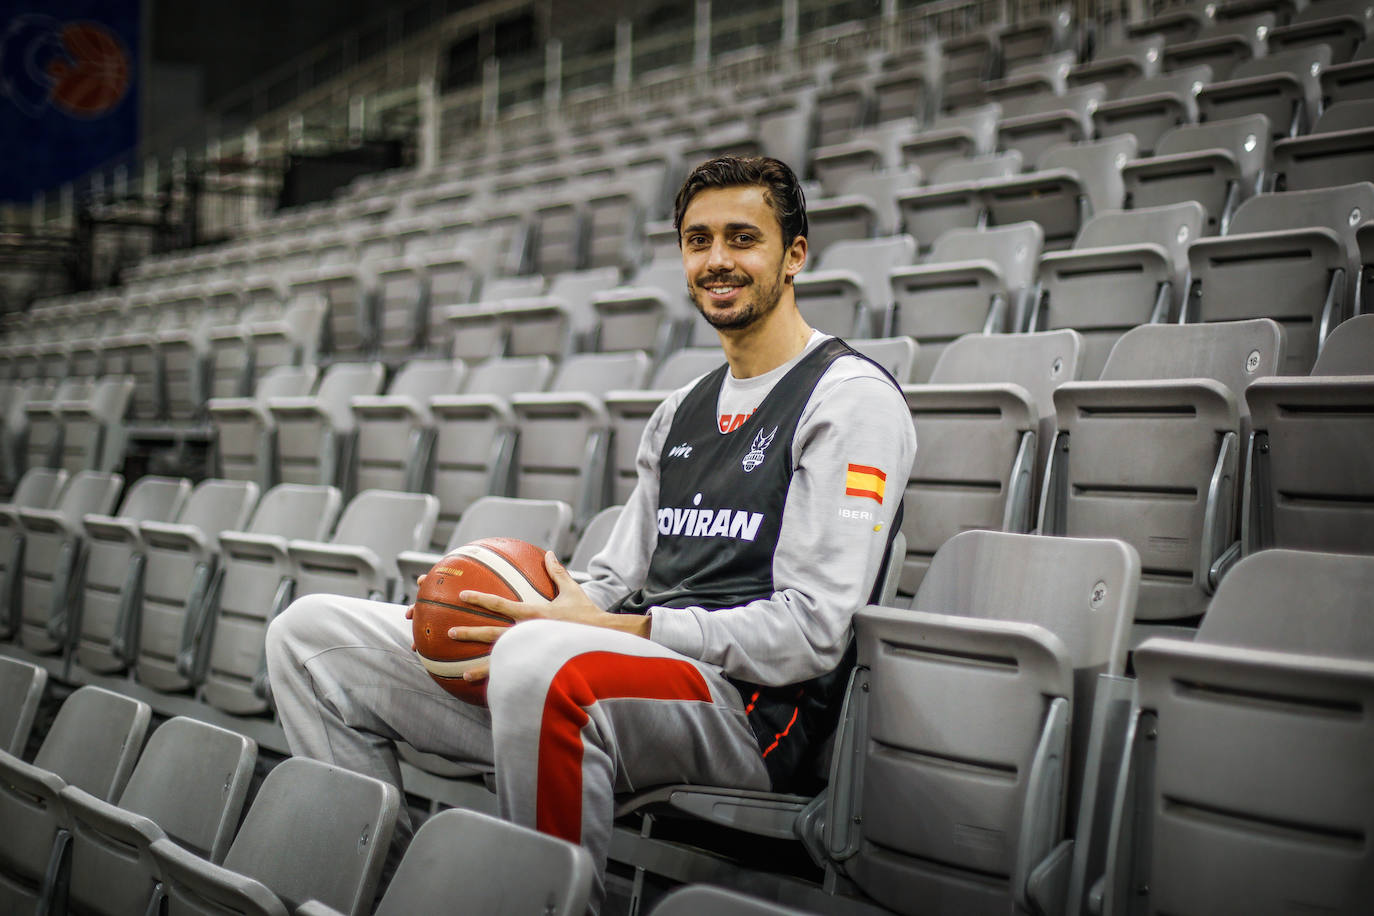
[[615, 337, 903, 790]]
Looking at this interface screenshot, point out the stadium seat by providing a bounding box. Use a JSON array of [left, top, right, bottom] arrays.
[[59, 717, 257, 916], [895, 151, 1023, 253], [1122, 114, 1271, 234], [1271, 100, 1374, 191], [8, 470, 123, 649], [1160, 13, 1276, 80], [983, 52, 1076, 115], [814, 78, 874, 150], [1310, 312, 1374, 374], [0, 656, 45, 756], [149, 756, 399, 916], [269, 360, 385, 491], [898, 329, 1083, 595], [54, 375, 137, 474], [1184, 181, 1374, 373], [941, 32, 1000, 112], [1091, 66, 1213, 156], [999, 8, 1075, 70], [1032, 201, 1207, 377], [294, 808, 593, 916], [899, 103, 1002, 177], [207, 292, 323, 400], [848, 336, 919, 384], [1097, 549, 1374, 916], [567, 504, 623, 581], [889, 221, 1045, 381], [0, 379, 55, 488], [208, 365, 317, 488], [821, 530, 1139, 916], [592, 259, 697, 356], [805, 169, 921, 262], [1197, 44, 1330, 138], [794, 234, 917, 337], [21, 377, 88, 471], [1068, 35, 1165, 97], [98, 296, 166, 422], [1268, 0, 1374, 62], [351, 359, 466, 494], [198, 484, 343, 713], [0, 686, 150, 913], [650, 884, 806, 916], [1041, 319, 1286, 628], [995, 85, 1107, 171], [371, 256, 428, 358]]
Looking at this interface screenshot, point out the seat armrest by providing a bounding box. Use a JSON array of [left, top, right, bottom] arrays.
[[296, 902, 348, 916], [81, 513, 144, 546], [17, 506, 81, 537], [218, 530, 292, 565], [206, 398, 272, 424], [349, 395, 431, 426], [508, 392, 611, 424], [397, 549, 444, 592], [59, 784, 167, 851], [428, 394, 516, 423], [149, 836, 288, 916], [286, 540, 388, 587], [140, 520, 212, 557]]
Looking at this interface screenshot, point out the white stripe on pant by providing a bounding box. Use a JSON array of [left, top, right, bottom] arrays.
[[265, 594, 770, 912]]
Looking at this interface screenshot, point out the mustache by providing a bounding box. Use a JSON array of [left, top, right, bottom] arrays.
[[695, 273, 750, 286]]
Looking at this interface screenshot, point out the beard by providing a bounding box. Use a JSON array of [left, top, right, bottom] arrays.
[[689, 267, 787, 332]]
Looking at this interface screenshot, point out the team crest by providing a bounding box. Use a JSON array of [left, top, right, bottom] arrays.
[[741, 426, 778, 473]]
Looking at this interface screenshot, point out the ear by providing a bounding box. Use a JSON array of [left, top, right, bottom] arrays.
[[784, 235, 808, 282]]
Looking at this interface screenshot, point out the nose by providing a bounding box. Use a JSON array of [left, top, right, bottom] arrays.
[[705, 237, 734, 273]]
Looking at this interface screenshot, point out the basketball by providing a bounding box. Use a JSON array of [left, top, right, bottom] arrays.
[[412, 537, 557, 705]]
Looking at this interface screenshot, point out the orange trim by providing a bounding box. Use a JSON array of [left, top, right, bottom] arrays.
[[846, 486, 883, 502], [846, 463, 887, 480], [760, 705, 800, 758]]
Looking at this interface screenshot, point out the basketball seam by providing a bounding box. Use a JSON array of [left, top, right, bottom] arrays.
[[413, 597, 512, 624], [450, 543, 551, 603]]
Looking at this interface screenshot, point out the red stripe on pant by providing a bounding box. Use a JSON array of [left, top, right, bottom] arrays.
[[536, 651, 714, 843]]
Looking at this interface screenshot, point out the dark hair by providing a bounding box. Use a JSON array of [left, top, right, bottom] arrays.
[[672, 156, 808, 247]]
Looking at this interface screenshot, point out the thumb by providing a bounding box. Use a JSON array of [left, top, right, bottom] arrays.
[[544, 550, 575, 591]]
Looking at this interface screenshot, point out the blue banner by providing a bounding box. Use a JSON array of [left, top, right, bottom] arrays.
[[0, 0, 140, 201]]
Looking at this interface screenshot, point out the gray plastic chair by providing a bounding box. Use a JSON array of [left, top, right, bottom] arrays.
[[1311, 313, 1374, 374], [0, 686, 151, 913], [209, 364, 318, 489], [295, 808, 593, 916], [0, 467, 67, 637], [11, 470, 123, 651], [1042, 319, 1287, 626], [1160, 12, 1276, 80], [895, 151, 1022, 254], [592, 260, 697, 357], [1199, 45, 1330, 138], [889, 222, 1045, 381], [899, 103, 1002, 181], [1034, 202, 1207, 378], [1185, 181, 1374, 374], [198, 484, 343, 713], [899, 329, 1083, 596], [351, 359, 466, 494], [848, 336, 919, 384], [996, 85, 1108, 172], [650, 884, 808, 915], [1122, 114, 1271, 234], [823, 530, 1139, 916], [795, 235, 917, 338], [269, 361, 385, 491], [0, 656, 45, 756], [1268, 0, 1372, 62], [371, 257, 428, 358], [151, 756, 399, 916], [60, 717, 257, 916], [1272, 100, 1374, 192], [1098, 549, 1374, 916], [1091, 67, 1212, 156]]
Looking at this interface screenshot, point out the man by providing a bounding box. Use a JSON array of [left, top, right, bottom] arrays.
[[265, 156, 916, 911]]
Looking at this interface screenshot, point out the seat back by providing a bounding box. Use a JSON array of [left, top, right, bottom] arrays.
[[304, 489, 439, 587], [0, 656, 45, 755], [1100, 319, 1286, 404], [447, 495, 573, 552], [353, 360, 465, 493], [1094, 67, 1211, 155], [1312, 314, 1374, 374], [649, 884, 804, 916], [210, 364, 317, 486], [464, 354, 556, 397], [275, 361, 385, 488], [847, 336, 919, 383], [1127, 114, 1271, 232], [652, 349, 725, 389], [32, 685, 150, 798], [62, 375, 136, 473], [551, 351, 652, 395]]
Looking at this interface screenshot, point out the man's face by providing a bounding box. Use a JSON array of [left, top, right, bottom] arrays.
[[679, 185, 805, 332]]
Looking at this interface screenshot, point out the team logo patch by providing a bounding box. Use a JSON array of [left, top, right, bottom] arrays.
[[845, 464, 886, 503], [741, 426, 778, 473]]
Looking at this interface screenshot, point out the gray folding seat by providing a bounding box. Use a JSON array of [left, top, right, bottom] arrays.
[[1091, 66, 1213, 155], [605, 350, 727, 505], [795, 235, 917, 337], [198, 484, 342, 714], [371, 256, 428, 358], [805, 169, 921, 262], [585, 185, 645, 272], [899, 104, 1002, 177], [982, 52, 1076, 118], [1068, 35, 1166, 97], [1198, 44, 1331, 138], [1097, 549, 1374, 916], [898, 329, 1083, 594], [1184, 182, 1374, 373], [7, 471, 122, 648], [208, 364, 318, 489], [510, 351, 651, 527], [269, 361, 384, 491], [873, 63, 935, 128], [650, 885, 805, 916], [448, 267, 621, 360], [98, 297, 165, 422], [567, 504, 623, 582], [1309, 312, 1374, 373], [435, 274, 546, 358], [418, 250, 480, 354], [1122, 114, 1271, 233], [21, 377, 89, 471], [294, 808, 593, 916], [352, 359, 465, 495], [999, 8, 1075, 70], [895, 151, 1023, 254], [0, 657, 45, 755], [241, 292, 326, 392], [81, 478, 257, 681], [1243, 374, 1374, 555], [1272, 100, 1374, 191], [995, 85, 1107, 171], [428, 355, 556, 548], [59, 717, 256, 916], [1161, 12, 1276, 79], [289, 244, 372, 359], [940, 32, 1000, 112], [1040, 319, 1286, 628], [814, 78, 875, 149], [60, 476, 191, 666], [1032, 201, 1207, 377], [820, 530, 1138, 916], [811, 125, 910, 198], [0, 686, 150, 914], [848, 336, 919, 384], [53, 376, 136, 474], [981, 134, 1139, 251], [530, 194, 587, 276], [0, 379, 54, 487], [592, 259, 696, 356], [65, 296, 123, 381], [396, 495, 574, 597], [150, 756, 399, 916], [1269, 0, 1374, 62], [889, 222, 1045, 381], [1321, 37, 1374, 104]]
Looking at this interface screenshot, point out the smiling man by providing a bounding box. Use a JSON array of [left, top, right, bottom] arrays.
[[265, 156, 916, 912]]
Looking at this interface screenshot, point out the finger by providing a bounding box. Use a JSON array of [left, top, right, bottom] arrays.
[[447, 625, 507, 643], [544, 550, 576, 591], [404, 605, 414, 620], [458, 589, 528, 619], [463, 660, 490, 683], [416, 573, 427, 588]]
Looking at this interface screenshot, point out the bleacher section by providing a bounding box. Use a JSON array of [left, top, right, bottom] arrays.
[[2, 1, 1373, 914]]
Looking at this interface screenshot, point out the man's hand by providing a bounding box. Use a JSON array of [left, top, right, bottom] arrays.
[[411, 551, 650, 685]]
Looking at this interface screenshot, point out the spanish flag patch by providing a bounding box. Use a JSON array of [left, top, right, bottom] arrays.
[[845, 464, 886, 503]]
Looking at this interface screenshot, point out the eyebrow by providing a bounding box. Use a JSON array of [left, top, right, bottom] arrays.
[[682, 221, 765, 235]]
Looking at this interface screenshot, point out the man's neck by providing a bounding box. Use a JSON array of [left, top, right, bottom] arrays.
[[718, 297, 815, 380]]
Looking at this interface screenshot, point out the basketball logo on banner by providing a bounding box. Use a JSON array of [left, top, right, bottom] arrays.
[[0, 14, 130, 119]]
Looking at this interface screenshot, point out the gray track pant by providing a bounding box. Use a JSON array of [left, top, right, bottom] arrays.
[[264, 594, 771, 911]]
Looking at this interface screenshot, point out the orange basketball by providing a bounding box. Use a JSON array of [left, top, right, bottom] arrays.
[[48, 24, 130, 117], [412, 537, 556, 705]]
